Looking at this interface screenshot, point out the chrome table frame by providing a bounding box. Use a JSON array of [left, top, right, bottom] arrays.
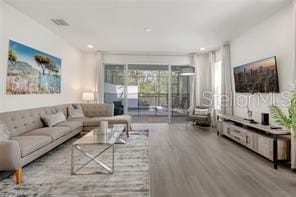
[[71, 126, 126, 175], [71, 143, 115, 175]]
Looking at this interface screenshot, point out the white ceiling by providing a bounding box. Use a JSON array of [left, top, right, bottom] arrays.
[[4, 0, 292, 53]]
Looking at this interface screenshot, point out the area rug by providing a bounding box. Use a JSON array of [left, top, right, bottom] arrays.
[[0, 130, 150, 197]]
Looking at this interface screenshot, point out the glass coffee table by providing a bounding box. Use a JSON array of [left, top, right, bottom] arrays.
[[71, 124, 125, 175]]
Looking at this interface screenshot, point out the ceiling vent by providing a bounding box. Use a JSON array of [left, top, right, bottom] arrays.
[[51, 18, 70, 26]]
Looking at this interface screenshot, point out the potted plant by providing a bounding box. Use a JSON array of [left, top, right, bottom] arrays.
[[270, 91, 296, 169]]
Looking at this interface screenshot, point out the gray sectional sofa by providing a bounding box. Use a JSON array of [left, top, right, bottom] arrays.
[[0, 103, 131, 184]]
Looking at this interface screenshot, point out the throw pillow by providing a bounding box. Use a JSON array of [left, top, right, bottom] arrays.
[[68, 104, 85, 119], [0, 120, 10, 141], [41, 111, 66, 127], [193, 108, 209, 116]]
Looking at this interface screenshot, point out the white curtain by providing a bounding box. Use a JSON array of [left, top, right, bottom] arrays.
[[221, 44, 234, 115], [192, 53, 212, 107], [209, 52, 216, 126], [192, 54, 200, 107], [95, 51, 104, 104]]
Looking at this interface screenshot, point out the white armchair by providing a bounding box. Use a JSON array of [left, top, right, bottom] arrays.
[[186, 106, 211, 127]]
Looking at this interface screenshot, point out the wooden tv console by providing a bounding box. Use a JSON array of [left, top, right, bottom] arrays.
[[217, 114, 291, 169]]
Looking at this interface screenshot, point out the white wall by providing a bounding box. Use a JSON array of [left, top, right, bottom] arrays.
[[103, 54, 192, 65], [0, 0, 83, 112], [81, 52, 97, 92], [230, 5, 294, 124]]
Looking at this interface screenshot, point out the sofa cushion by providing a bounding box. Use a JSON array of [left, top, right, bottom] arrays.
[[84, 115, 131, 127], [0, 107, 57, 138], [41, 111, 66, 127], [23, 127, 71, 140], [111, 115, 131, 125], [83, 117, 105, 127], [79, 104, 114, 118], [12, 136, 51, 157], [193, 108, 209, 116], [55, 121, 83, 130], [55, 104, 70, 118], [68, 104, 85, 119]]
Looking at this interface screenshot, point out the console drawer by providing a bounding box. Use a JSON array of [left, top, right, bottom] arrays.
[[219, 115, 291, 168], [223, 122, 250, 146], [222, 121, 290, 161]]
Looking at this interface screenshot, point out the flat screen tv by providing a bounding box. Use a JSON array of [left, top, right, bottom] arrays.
[[233, 56, 279, 93]]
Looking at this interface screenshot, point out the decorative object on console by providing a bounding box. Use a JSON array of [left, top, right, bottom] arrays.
[[245, 93, 253, 122], [270, 126, 282, 129], [249, 119, 257, 124], [82, 92, 95, 103], [247, 109, 253, 121], [6, 40, 62, 94], [270, 90, 296, 169], [261, 113, 269, 125]]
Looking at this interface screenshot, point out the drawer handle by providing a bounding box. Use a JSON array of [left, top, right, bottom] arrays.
[[234, 129, 241, 133], [234, 136, 240, 141], [246, 136, 249, 144]]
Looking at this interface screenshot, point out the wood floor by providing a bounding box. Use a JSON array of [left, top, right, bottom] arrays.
[[132, 123, 296, 197]]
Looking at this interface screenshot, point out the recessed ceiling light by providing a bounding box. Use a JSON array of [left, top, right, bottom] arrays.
[[200, 48, 205, 51], [87, 45, 93, 49], [144, 28, 151, 32]]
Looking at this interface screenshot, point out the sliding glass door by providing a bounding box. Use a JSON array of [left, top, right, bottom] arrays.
[[127, 64, 169, 122], [104, 64, 126, 115], [103, 64, 194, 123], [170, 65, 194, 123]]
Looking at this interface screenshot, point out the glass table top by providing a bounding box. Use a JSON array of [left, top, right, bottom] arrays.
[[73, 124, 125, 145]]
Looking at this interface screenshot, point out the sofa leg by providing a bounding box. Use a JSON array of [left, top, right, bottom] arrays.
[[125, 126, 130, 138], [15, 168, 23, 185]]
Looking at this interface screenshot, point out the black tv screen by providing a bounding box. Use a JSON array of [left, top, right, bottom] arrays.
[[233, 56, 279, 93]]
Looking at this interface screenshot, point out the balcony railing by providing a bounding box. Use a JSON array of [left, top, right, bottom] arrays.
[[104, 93, 190, 117]]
